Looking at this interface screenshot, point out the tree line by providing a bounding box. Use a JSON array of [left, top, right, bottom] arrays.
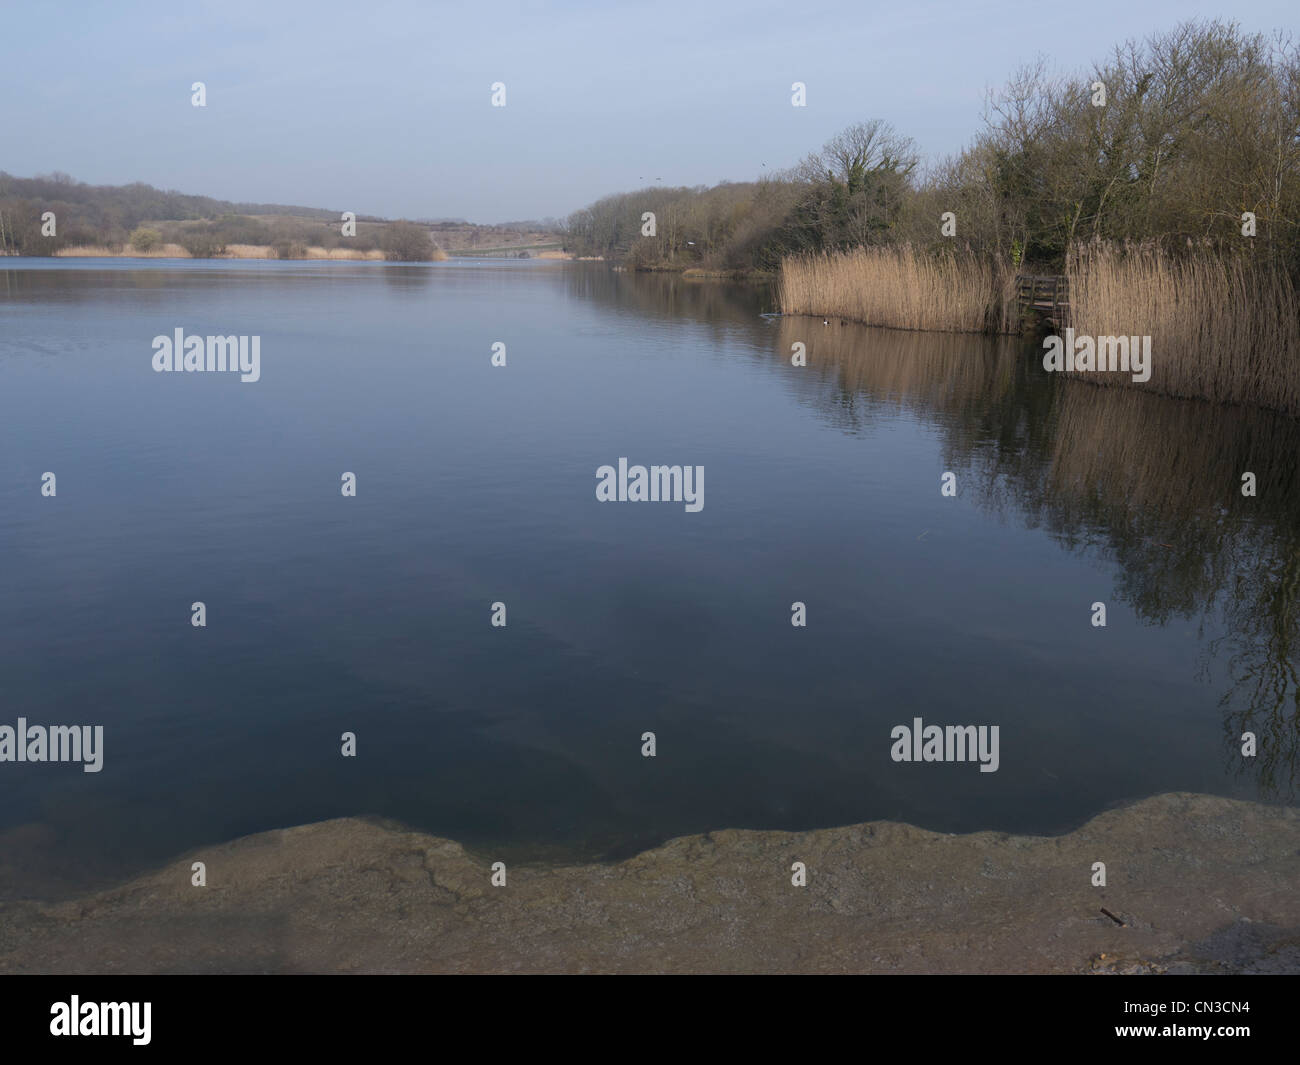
[[564, 20, 1300, 277]]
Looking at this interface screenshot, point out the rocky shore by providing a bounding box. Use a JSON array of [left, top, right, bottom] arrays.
[[1, 793, 1297, 973]]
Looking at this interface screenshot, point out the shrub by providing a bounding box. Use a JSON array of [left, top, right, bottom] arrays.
[[380, 220, 436, 262], [130, 227, 162, 252], [179, 228, 226, 258]]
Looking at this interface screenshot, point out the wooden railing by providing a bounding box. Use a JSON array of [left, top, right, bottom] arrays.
[[1015, 274, 1069, 323]]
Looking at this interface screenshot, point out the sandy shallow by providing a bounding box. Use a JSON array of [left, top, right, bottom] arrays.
[[1, 792, 1297, 973]]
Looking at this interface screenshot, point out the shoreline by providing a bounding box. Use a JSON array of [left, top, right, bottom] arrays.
[[2, 792, 1296, 973], [18, 245, 570, 263], [51, 243, 388, 261]]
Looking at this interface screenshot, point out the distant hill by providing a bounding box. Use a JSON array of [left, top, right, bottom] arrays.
[[0, 172, 562, 258], [0, 171, 381, 229]]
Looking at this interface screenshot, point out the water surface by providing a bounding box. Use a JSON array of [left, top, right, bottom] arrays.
[[2, 258, 1297, 894]]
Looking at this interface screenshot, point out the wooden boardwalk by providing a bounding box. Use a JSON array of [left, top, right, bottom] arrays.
[[1015, 274, 1069, 327]]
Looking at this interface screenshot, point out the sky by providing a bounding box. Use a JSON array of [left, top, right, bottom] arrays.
[[2, 0, 1295, 223]]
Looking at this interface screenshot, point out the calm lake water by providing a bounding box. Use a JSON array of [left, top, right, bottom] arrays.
[[2, 257, 1298, 895]]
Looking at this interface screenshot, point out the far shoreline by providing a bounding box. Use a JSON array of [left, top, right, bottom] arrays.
[[9, 244, 576, 263]]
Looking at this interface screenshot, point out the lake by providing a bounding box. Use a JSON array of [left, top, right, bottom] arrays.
[[2, 257, 1297, 896]]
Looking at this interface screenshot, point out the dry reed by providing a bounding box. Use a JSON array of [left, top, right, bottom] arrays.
[[303, 247, 391, 261], [1066, 243, 1300, 414], [54, 244, 397, 262], [57, 243, 190, 258], [778, 245, 1018, 334]]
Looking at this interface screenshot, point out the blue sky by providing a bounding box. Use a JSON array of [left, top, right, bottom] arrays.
[[2, 0, 1294, 222]]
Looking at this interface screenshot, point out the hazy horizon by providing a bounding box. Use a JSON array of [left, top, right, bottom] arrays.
[[4, 0, 1296, 224]]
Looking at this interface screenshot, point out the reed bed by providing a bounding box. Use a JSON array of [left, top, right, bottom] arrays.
[[221, 243, 278, 259], [222, 245, 389, 261], [53, 244, 395, 261], [1067, 243, 1300, 414], [56, 243, 190, 258], [778, 245, 1018, 334], [303, 246, 391, 261]]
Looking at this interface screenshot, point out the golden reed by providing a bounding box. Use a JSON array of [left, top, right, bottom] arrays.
[[1066, 243, 1300, 414], [781, 241, 1300, 414], [778, 245, 1019, 334]]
